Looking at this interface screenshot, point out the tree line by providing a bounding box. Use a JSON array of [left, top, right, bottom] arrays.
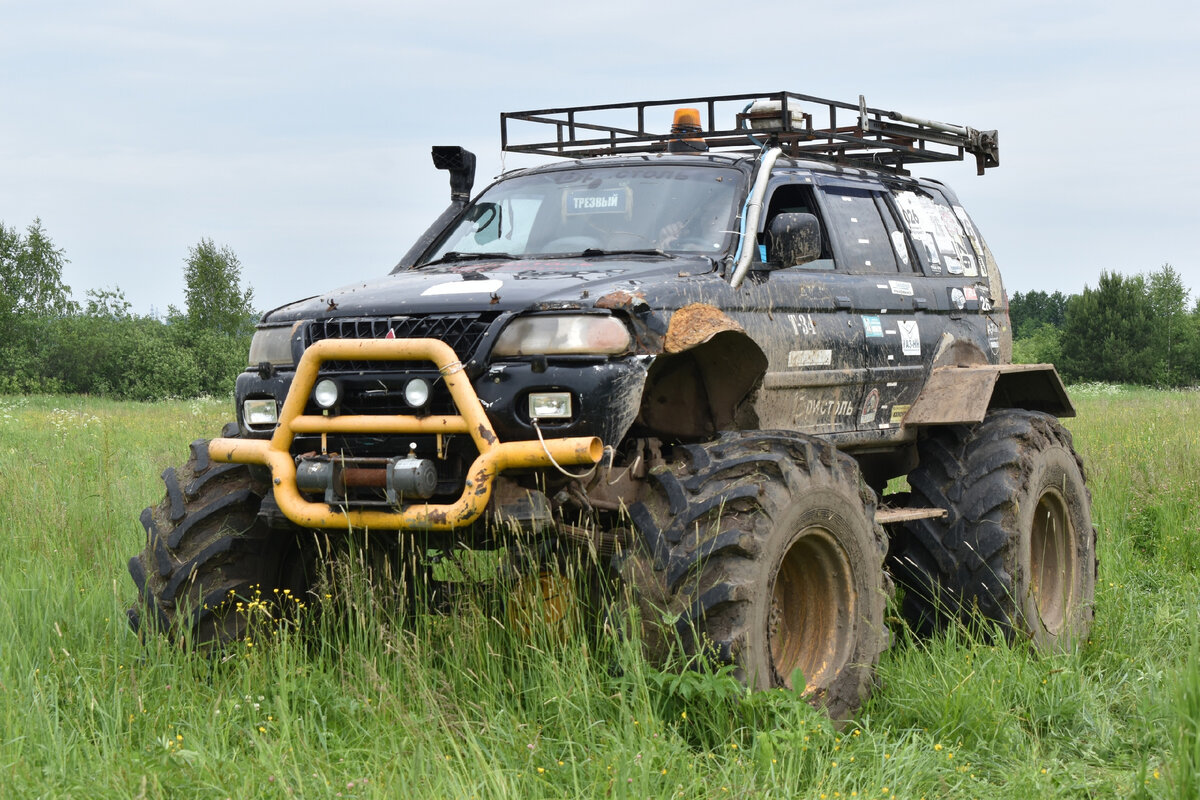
[[1, 218, 1194, 399], [0, 219, 255, 400], [1010, 264, 1197, 386]]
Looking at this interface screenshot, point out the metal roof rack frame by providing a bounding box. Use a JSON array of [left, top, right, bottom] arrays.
[[501, 91, 999, 176]]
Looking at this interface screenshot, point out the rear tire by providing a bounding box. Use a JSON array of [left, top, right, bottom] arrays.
[[127, 430, 316, 646], [892, 410, 1096, 651], [617, 431, 890, 719]]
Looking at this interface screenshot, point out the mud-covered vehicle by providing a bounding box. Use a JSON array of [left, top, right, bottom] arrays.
[[129, 91, 1096, 717]]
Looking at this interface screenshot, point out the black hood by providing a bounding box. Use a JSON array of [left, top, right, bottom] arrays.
[[261, 255, 717, 322]]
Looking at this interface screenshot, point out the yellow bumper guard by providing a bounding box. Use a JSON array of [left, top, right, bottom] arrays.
[[208, 338, 604, 531]]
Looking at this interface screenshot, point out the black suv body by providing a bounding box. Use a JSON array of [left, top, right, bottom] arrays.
[[130, 92, 1094, 718]]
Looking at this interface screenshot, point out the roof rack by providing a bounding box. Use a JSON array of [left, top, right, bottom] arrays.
[[501, 91, 999, 176]]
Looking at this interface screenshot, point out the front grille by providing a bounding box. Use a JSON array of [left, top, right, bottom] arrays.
[[305, 313, 496, 367], [301, 313, 498, 419]]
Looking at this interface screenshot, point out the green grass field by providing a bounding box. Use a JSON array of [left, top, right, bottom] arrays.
[[1, 387, 1196, 799]]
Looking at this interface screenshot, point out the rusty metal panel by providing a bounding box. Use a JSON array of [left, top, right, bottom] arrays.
[[904, 366, 999, 426], [905, 363, 1075, 427]]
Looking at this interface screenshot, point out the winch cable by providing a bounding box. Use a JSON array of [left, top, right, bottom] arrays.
[[531, 417, 614, 480]]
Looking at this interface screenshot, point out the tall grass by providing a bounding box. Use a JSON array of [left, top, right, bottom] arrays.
[[0, 388, 1194, 798]]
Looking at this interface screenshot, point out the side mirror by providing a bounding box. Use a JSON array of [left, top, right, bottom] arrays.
[[766, 212, 821, 268]]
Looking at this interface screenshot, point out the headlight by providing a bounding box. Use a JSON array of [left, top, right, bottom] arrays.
[[491, 315, 631, 357], [242, 398, 279, 427], [247, 324, 296, 366]]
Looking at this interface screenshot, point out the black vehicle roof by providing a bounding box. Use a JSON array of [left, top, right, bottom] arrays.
[[491, 151, 943, 192]]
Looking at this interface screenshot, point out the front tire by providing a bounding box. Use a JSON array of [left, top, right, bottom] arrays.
[[892, 409, 1096, 651], [617, 431, 890, 719], [127, 430, 316, 646]]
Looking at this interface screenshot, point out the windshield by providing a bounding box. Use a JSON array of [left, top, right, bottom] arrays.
[[421, 164, 744, 264]]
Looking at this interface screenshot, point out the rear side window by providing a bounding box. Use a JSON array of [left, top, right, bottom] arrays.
[[820, 187, 900, 273], [893, 189, 984, 277]]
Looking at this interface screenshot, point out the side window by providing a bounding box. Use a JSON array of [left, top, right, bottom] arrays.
[[819, 187, 899, 273], [893, 189, 981, 277], [874, 193, 916, 273]]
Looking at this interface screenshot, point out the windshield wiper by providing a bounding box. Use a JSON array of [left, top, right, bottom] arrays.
[[421, 251, 520, 267], [576, 248, 676, 259]]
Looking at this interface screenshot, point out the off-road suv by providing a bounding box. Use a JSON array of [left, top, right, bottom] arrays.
[[128, 91, 1096, 718]]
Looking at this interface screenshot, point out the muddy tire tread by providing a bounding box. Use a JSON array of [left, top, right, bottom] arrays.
[[894, 409, 1096, 643], [619, 430, 890, 718], [128, 432, 310, 645]]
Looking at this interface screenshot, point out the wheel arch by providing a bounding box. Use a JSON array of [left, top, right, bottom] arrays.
[[635, 304, 768, 440]]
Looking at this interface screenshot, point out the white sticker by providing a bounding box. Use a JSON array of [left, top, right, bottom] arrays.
[[788, 313, 817, 336], [890, 231, 909, 265], [788, 349, 832, 368], [859, 389, 880, 425], [953, 205, 987, 277], [898, 320, 921, 356], [422, 279, 504, 296], [889, 280, 914, 297]]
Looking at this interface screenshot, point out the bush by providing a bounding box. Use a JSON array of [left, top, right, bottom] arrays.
[[2, 312, 248, 400]]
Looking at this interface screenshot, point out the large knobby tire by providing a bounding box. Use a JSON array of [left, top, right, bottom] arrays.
[[892, 409, 1097, 651], [617, 431, 890, 719], [127, 427, 316, 646]]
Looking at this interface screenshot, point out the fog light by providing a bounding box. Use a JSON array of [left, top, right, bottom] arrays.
[[243, 398, 278, 427], [313, 378, 341, 409], [404, 377, 431, 408], [528, 392, 572, 420]]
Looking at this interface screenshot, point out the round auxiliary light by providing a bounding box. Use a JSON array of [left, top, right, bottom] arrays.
[[313, 378, 341, 409], [404, 377, 431, 408]]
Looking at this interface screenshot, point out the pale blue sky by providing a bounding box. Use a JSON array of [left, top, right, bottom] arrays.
[[2, 0, 1197, 315]]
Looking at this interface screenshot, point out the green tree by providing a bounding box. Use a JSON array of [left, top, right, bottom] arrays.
[[1146, 263, 1195, 385], [182, 238, 255, 335], [1009, 289, 1068, 338], [1059, 272, 1155, 384], [85, 286, 133, 320], [1012, 323, 1062, 366], [0, 218, 77, 322]]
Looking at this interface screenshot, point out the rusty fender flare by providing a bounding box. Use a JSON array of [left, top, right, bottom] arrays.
[[638, 304, 768, 435]]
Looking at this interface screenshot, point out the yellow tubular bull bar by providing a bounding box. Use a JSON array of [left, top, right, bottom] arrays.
[[208, 338, 604, 531]]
